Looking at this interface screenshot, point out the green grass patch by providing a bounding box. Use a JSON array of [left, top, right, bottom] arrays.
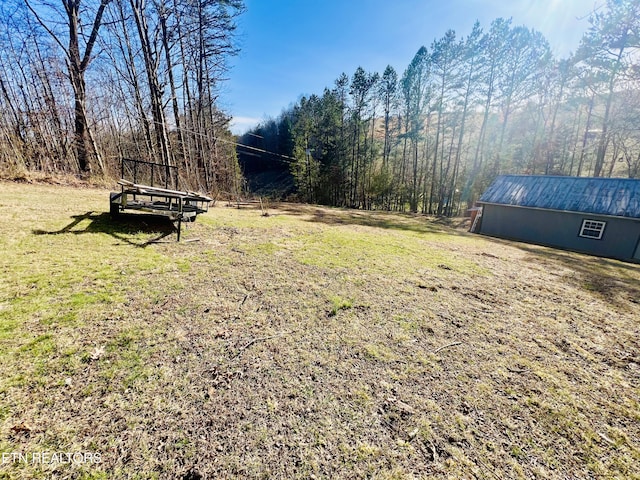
[[293, 226, 485, 275], [328, 296, 353, 316]]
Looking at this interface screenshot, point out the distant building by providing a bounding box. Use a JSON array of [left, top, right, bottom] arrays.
[[476, 175, 640, 263]]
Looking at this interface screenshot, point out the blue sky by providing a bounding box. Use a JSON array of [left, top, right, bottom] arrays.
[[225, 0, 595, 134]]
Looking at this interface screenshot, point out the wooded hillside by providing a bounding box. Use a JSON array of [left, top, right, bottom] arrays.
[[238, 0, 640, 213], [0, 0, 244, 194]]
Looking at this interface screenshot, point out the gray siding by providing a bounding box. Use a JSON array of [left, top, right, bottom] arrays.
[[479, 204, 640, 262]]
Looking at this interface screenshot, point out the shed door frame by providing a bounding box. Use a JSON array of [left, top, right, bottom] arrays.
[[634, 235, 640, 260]]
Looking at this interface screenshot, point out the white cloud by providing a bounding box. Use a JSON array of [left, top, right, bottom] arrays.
[[230, 116, 262, 135]]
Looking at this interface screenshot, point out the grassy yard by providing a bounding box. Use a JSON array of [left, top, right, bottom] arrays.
[[0, 181, 639, 479]]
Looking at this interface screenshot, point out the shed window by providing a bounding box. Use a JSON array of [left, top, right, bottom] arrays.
[[579, 219, 606, 239]]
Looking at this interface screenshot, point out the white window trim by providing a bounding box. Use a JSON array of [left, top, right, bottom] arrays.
[[579, 219, 606, 240]]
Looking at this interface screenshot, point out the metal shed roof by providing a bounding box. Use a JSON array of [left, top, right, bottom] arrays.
[[479, 175, 640, 219]]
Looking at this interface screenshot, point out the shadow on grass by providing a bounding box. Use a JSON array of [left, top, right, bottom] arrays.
[[485, 236, 640, 307], [33, 211, 177, 247], [276, 204, 470, 237]]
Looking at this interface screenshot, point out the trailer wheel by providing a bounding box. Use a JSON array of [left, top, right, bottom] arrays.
[[109, 192, 121, 217]]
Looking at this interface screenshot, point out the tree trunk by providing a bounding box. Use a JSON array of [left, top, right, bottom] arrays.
[[594, 44, 625, 177], [130, 0, 172, 168]]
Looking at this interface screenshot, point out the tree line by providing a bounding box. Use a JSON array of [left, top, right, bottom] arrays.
[[0, 0, 244, 194], [239, 0, 640, 214]]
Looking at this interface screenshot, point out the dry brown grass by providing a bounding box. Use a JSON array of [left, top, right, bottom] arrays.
[[0, 181, 639, 479]]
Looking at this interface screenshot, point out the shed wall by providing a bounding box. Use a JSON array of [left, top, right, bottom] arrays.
[[479, 204, 640, 262]]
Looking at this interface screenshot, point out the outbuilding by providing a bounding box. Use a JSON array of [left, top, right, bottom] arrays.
[[476, 175, 640, 263]]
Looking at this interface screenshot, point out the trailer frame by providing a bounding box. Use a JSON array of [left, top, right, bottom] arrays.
[[109, 159, 212, 241]]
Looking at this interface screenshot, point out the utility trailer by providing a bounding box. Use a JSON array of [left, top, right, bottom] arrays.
[[109, 158, 212, 241]]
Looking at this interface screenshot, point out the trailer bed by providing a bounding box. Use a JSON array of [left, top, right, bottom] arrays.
[[109, 159, 212, 241]]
